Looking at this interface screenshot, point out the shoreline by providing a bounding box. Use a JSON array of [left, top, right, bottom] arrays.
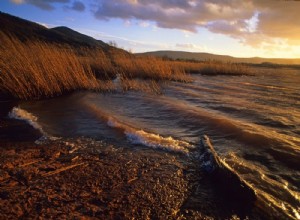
[[0, 103, 268, 219], [0, 118, 258, 219], [0, 102, 268, 219], [0, 95, 284, 220], [0, 115, 214, 219]]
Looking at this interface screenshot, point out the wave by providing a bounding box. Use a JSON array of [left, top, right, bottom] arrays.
[[227, 152, 300, 219], [8, 107, 45, 134], [150, 95, 300, 151], [107, 117, 193, 154], [85, 103, 193, 153], [8, 107, 58, 143], [240, 82, 297, 92], [169, 82, 300, 121]]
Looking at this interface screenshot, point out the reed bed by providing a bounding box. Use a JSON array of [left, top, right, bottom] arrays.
[[197, 61, 251, 75], [79, 48, 117, 80], [164, 60, 252, 75], [0, 31, 250, 100], [120, 77, 162, 94], [0, 32, 101, 99], [0, 32, 191, 99], [111, 51, 192, 82]]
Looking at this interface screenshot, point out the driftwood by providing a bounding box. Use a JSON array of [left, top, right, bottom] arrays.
[[199, 135, 256, 203], [42, 163, 85, 177], [19, 159, 43, 167]]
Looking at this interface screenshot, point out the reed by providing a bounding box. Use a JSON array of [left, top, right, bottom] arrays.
[[198, 61, 251, 75], [79, 48, 117, 80], [111, 52, 192, 82], [120, 77, 162, 94], [166, 60, 251, 75], [0, 32, 102, 99], [0, 32, 192, 99], [0, 31, 250, 100]]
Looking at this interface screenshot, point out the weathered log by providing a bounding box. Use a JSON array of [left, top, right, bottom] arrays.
[[199, 135, 256, 203]]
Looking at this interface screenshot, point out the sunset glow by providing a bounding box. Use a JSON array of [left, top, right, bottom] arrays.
[[1, 0, 300, 58]]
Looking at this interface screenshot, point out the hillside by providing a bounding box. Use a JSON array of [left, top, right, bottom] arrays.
[[0, 12, 191, 100], [137, 51, 300, 65], [51, 26, 107, 48], [0, 11, 108, 49]]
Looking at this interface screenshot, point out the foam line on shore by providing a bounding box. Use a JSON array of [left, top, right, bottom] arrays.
[[8, 106, 59, 143], [8, 107, 45, 134], [107, 117, 192, 153]]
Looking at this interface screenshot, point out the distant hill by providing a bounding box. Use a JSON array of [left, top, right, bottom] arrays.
[[2, 11, 299, 65], [51, 26, 107, 48], [0, 11, 108, 49], [137, 51, 300, 65]]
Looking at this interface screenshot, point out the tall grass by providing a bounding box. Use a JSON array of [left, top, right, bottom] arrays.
[[0, 32, 105, 99], [0, 32, 192, 99], [197, 61, 251, 75], [79, 48, 117, 80], [120, 77, 162, 94], [162, 60, 252, 75], [0, 31, 251, 100], [111, 51, 192, 82]]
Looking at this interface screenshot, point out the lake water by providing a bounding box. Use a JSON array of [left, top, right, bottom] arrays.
[[6, 68, 300, 219]]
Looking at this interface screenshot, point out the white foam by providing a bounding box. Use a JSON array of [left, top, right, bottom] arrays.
[[7, 107, 59, 143], [34, 135, 60, 144], [107, 116, 192, 153], [112, 74, 122, 91], [125, 130, 191, 153], [8, 107, 44, 134]]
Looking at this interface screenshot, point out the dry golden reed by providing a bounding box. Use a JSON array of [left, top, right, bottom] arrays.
[[162, 60, 251, 75], [0, 31, 250, 100], [111, 51, 192, 82], [0, 32, 103, 99], [0, 32, 191, 99], [120, 77, 162, 94]]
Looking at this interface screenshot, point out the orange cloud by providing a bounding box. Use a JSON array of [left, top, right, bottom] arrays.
[[11, 0, 300, 49]]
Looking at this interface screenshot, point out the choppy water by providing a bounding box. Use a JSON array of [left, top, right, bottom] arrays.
[[5, 68, 300, 219]]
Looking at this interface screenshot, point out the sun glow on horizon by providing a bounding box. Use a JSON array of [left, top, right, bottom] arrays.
[[1, 0, 300, 59]]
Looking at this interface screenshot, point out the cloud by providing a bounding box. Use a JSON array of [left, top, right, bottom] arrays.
[[11, 0, 24, 4], [175, 43, 208, 52], [10, 0, 70, 10], [69, 1, 85, 11], [10, 0, 300, 48], [176, 43, 197, 49], [91, 0, 300, 47], [93, 0, 253, 32], [138, 21, 150, 28]]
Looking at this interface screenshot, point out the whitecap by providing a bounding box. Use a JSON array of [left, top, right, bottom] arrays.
[[8, 107, 44, 134]]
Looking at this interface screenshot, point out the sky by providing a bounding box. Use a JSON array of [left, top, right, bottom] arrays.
[[1, 0, 300, 58]]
